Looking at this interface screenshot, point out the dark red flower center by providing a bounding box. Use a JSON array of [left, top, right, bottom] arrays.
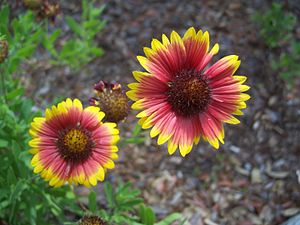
[[167, 69, 211, 117], [56, 127, 94, 163]]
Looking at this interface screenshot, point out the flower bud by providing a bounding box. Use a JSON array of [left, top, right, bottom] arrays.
[[0, 38, 8, 64], [79, 215, 107, 225], [40, 1, 60, 20], [90, 81, 130, 123]]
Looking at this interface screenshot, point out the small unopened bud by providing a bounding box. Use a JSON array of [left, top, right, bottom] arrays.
[[89, 97, 99, 106], [37, 1, 60, 22], [0, 38, 8, 64], [79, 215, 107, 225], [94, 81, 105, 92], [111, 81, 121, 91], [43, 2, 60, 18], [90, 81, 130, 123]]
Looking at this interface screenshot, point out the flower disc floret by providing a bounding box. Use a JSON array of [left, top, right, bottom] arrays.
[[79, 215, 107, 225], [167, 69, 211, 116]]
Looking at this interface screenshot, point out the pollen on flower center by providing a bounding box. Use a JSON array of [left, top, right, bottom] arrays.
[[64, 129, 88, 153], [167, 69, 211, 117], [57, 128, 94, 162]]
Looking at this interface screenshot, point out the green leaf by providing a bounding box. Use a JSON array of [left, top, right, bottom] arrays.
[[20, 97, 34, 120], [132, 124, 142, 137], [43, 193, 62, 216], [99, 209, 110, 221], [104, 182, 114, 208], [59, 40, 78, 58], [155, 213, 184, 225], [124, 137, 145, 144], [90, 47, 103, 57], [6, 167, 17, 185], [0, 139, 8, 147], [28, 208, 37, 225], [252, 2, 297, 48], [0, 5, 9, 31], [88, 190, 97, 213], [83, 20, 101, 30], [9, 179, 28, 203], [0, 188, 10, 201], [66, 16, 84, 36], [111, 214, 137, 224], [0, 200, 9, 210], [119, 198, 144, 209], [49, 29, 61, 43], [17, 44, 37, 58], [140, 205, 156, 225], [66, 190, 76, 199], [82, 0, 89, 21], [90, 5, 105, 19], [6, 88, 24, 100]]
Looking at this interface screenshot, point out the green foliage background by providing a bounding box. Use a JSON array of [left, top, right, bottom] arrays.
[[252, 2, 300, 84], [0, 6, 83, 225]]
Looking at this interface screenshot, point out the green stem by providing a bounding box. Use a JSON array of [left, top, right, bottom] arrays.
[[70, 184, 88, 212], [9, 200, 16, 224], [0, 65, 7, 103]]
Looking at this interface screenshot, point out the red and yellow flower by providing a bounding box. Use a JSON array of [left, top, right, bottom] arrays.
[[29, 98, 119, 187], [127, 27, 250, 156]]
